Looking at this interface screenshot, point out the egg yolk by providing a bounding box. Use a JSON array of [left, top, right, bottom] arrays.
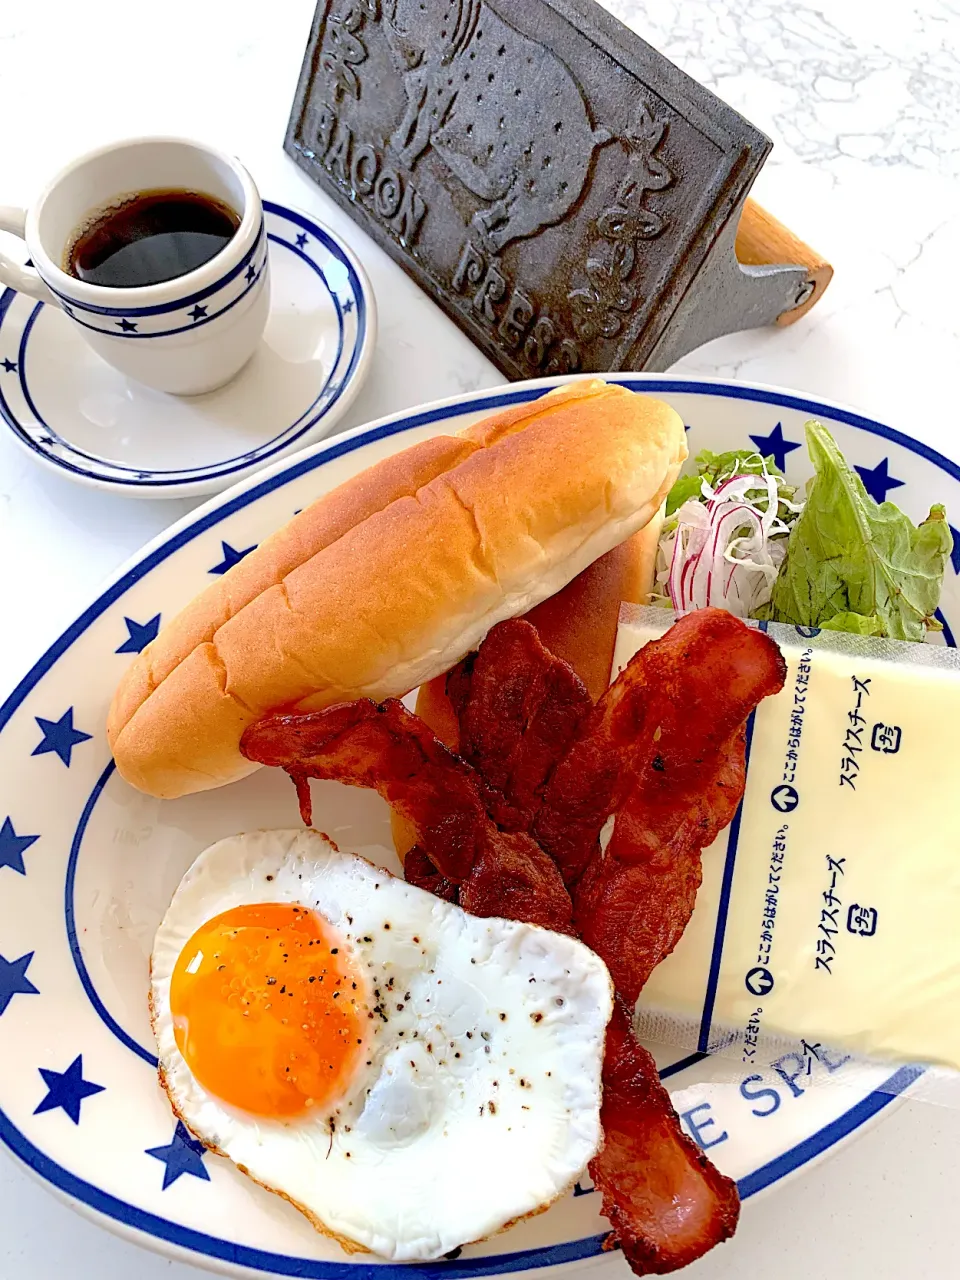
[[170, 903, 367, 1118]]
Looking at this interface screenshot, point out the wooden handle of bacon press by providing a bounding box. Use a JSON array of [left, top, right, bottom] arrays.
[[735, 198, 833, 324]]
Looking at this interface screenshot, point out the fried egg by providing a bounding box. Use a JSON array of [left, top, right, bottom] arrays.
[[151, 829, 612, 1261]]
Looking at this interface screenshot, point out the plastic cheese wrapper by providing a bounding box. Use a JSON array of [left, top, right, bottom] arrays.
[[615, 604, 960, 1110]]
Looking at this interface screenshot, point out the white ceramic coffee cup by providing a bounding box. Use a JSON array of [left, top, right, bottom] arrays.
[[0, 137, 269, 395]]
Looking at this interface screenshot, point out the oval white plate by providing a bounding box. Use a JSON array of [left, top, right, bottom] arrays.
[[0, 202, 376, 498], [0, 375, 956, 1278]]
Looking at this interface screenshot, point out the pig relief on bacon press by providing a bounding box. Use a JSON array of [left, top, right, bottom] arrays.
[[381, 0, 622, 252]]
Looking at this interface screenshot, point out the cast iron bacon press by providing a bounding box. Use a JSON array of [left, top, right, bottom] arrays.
[[285, 0, 832, 376]]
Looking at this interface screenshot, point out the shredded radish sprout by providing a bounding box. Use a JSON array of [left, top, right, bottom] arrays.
[[655, 464, 802, 617]]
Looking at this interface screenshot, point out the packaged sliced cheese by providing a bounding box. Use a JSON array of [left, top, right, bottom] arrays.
[[614, 605, 960, 1101]]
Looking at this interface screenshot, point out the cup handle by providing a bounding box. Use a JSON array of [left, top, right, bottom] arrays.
[[0, 207, 57, 303]]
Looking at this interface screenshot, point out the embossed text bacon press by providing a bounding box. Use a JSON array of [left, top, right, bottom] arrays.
[[285, 0, 833, 377]]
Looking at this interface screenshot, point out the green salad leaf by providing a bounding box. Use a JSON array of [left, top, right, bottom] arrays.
[[819, 612, 885, 637], [761, 421, 952, 641], [664, 472, 703, 515], [665, 448, 782, 516]]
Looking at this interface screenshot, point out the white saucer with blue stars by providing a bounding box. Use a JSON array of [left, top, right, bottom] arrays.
[[0, 202, 376, 499], [0, 374, 956, 1279]]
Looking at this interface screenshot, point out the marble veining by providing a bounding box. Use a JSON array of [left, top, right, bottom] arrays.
[[610, 0, 960, 173]]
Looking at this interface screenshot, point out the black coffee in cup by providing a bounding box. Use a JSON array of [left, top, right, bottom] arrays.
[[66, 189, 241, 288]]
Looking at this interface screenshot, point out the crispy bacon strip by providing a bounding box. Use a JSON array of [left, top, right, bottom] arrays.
[[446, 619, 592, 831], [242, 699, 485, 881], [403, 846, 459, 902], [606, 724, 748, 869], [459, 828, 575, 931], [534, 609, 787, 886], [590, 1002, 740, 1274], [576, 725, 747, 1004], [240, 699, 573, 933]]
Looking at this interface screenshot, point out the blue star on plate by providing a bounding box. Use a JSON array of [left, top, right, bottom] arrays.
[[324, 380, 342, 400], [0, 817, 39, 876], [295, 232, 309, 249], [0, 951, 38, 1015], [854, 457, 905, 504], [115, 317, 138, 332], [34, 1055, 104, 1124], [1, 357, 16, 373], [32, 708, 92, 767], [37, 434, 55, 446], [117, 614, 161, 654], [188, 304, 208, 321], [950, 526, 960, 575], [748, 422, 801, 472], [63, 304, 74, 316], [342, 297, 354, 314], [208, 540, 257, 575], [146, 1121, 211, 1189], [245, 264, 257, 283]]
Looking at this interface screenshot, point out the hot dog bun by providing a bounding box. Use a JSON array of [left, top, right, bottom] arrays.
[[389, 512, 664, 861], [108, 381, 685, 799]]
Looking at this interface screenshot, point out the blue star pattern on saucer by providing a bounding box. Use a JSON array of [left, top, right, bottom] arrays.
[[209, 540, 257, 575], [34, 1055, 104, 1124], [950, 526, 960, 575], [117, 615, 161, 654], [854, 457, 905, 504], [32, 708, 92, 767], [748, 422, 801, 472], [146, 1121, 211, 1189], [0, 951, 38, 1015], [0, 204, 372, 496], [0, 816, 39, 875]]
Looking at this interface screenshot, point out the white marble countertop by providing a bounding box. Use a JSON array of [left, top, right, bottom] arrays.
[[1, 0, 959, 1276]]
